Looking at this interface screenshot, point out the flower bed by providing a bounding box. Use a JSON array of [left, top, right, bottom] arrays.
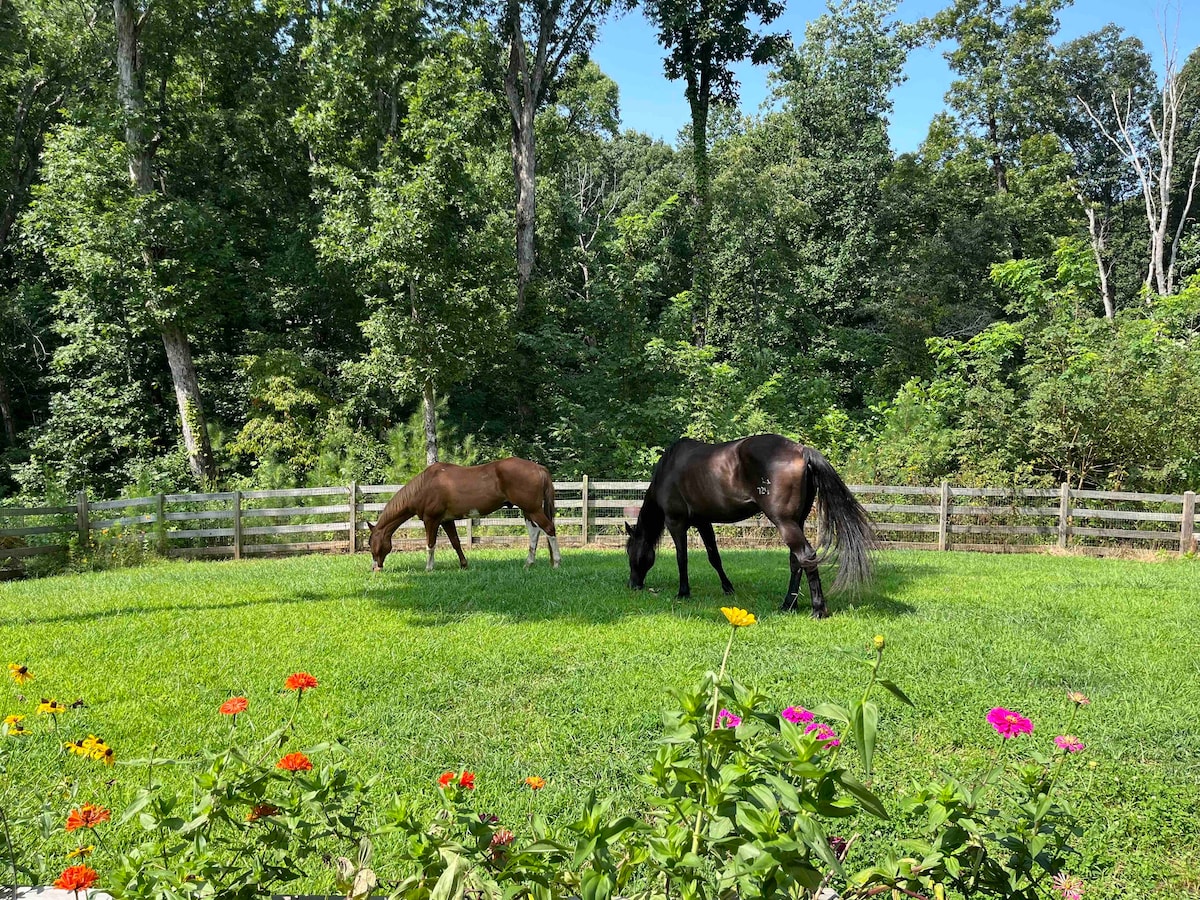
[[4, 611, 1094, 900]]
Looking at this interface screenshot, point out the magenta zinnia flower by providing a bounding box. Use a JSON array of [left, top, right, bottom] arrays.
[[1052, 873, 1085, 900], [717, 709, 741, 729], [805, 722, 840, 747], [986, 707, 1033, 739], [781, 706, 814, 725], [1054, 734, 1084, 753]]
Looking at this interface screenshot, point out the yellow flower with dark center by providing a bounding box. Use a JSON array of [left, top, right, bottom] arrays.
[[37, 699, 67, 715], [94, 745, 115, 766], [67, 846, 94, 860], [4, 715, 23, 727], [6, 723, 26, 737], [65, 740, 90, 756], [8, 664, 33, 685], [720, 607, 756, 628]]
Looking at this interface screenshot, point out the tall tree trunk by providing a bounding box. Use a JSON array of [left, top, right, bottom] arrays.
[[1079, 200, 1116, 319], [161, 322, 216, 482], [422, 379, 438, 467], [505, 24, 538, 313], [114, 0, 216, 484], [687, 78, 710, 348], [0, 371, 16, 447]]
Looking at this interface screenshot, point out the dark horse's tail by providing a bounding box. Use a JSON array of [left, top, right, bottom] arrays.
[[542, 468, 556, 523], [803, 446, 874, 593]]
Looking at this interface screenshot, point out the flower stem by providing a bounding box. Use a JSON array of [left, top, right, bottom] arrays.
[[0, 805, 18, 894], [691, 626, 738, 855]]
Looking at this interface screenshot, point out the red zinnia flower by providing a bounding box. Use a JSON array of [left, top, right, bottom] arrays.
[[459, 771, 476, 790], [438, 771, 457, 788], [284, 672, 318, 692], [219, 696, 248, 715], [65, 804, 110, 832], [276, 752, 313, 772], [54, 865, 98, 893]]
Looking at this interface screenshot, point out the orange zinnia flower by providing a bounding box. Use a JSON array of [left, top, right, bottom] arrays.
[[247, 803, 281, 822], [53, 865, 98, 893], [459, 771, 476, 790], [284, 672, 318, 692], [276, 752, 313, 772], [438, 771, 456, 787], [65, 804, 110, 831], [219, 696, 248, 715], [524, 776, 546, 790]]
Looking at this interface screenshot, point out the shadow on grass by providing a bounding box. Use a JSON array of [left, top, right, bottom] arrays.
[[361, 547, 921, 624], [0, 591, 323, 628]]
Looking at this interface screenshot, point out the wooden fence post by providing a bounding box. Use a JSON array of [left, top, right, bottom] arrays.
[[348, 482, 358, 553], [581, 475, 589, 545], [1057, 482, 1071, 549], [1181, 491, 1196, 555], [937, 481, 950, 551], [232, 491, 243, 560], [156, 493, 166, 555], [467, 516, 474, 545], [76, 490, 89, 551]]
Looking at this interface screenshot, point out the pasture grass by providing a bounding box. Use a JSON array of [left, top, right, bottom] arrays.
[[1, 547, 1197, 897]]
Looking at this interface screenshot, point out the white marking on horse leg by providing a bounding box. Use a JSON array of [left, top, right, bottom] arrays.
[[548, 535, 561, 568], [426, 545, 435, 572], [525, 520, 540, 567]]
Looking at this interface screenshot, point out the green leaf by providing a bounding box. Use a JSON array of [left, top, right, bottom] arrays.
[[852, 700, 879, 777], [430, 854, 466, 900], [836, 770, 889, 819], [878, 679, 915, 707], [812, 702, 850, 725]]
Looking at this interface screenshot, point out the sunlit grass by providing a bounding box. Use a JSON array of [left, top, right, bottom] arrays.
[[1, 548, 1196, 897]]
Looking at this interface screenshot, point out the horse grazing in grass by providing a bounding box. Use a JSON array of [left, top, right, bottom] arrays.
[[367, 458, 559, 572], [625, 435, 873, 618]]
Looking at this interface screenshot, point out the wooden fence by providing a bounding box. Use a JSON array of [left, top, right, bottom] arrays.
[[1, 480, 1196, 571]]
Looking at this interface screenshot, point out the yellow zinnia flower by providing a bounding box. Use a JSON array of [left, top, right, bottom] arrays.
[[67, 845, 94, 860], [873, 634, 886, 651], [8, 664, 33, 685], [720, 607, 756, 628]]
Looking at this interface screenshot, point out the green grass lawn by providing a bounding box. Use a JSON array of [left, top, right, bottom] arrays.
[[1, 548, 1197, 897]]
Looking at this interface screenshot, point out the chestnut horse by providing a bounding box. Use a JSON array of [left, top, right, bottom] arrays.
[[625, 435, 873, 617], [367, 458, 559, 572]]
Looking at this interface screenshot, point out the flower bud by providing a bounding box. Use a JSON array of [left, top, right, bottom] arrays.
[[873, 634, 885, 651]]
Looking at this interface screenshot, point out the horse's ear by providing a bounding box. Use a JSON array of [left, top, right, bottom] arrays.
[[624, 521, 633, 536], [366, 521, 376, 534]]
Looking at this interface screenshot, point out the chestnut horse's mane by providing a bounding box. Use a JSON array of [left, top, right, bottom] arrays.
[[376, 466, 437, 528]]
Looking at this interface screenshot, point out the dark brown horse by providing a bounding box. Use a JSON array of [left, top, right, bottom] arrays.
[[625, 435, 873, 617], [367, 458, 559, 572]]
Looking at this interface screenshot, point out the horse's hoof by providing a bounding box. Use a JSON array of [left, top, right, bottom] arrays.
[[811, 609, 829, 620], [722, 584, 735, 596], [676, 592, 691, 600], [552, 562, 560, 569]]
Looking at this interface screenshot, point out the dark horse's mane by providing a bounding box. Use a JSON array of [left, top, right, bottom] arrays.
[[631, 441, 685, 548]]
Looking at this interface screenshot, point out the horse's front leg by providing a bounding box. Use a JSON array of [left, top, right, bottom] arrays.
[[695, 521, 734, 595], [422, 518, 439, 572], [666, 519, 691, 598]]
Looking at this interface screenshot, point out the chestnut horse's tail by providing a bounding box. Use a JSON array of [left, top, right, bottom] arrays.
[[541, 468, 556, 524], [802, 445, 874, 593]]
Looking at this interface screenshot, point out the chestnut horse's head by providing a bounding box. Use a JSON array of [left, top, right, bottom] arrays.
[[624, 521, 656, 589], [367, 522, 391, 572]]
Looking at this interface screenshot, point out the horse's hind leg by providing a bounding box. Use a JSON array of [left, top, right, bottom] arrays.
[[442, 521, 468, 569], [695, 521, 734, 595], [423, 518, 439, 572], [775, 521, 826, 618], [527, 510, 560, 568], [524, 518, 541, 567]]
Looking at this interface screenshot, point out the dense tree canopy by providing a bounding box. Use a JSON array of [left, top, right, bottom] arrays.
[[0, 0, 1198, 501]]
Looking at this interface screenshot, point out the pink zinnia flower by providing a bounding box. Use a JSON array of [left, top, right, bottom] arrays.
[[1052, 873, 1085, 900], [781, 706, 814, 725], [986, 707, 1033, 739], [1054, 734, 1085, 753], [1066, 691, 1090, 706], [805, 722, 840, 747], [717, 709, 741, 729]]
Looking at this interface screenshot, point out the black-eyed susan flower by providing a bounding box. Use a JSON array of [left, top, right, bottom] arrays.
[[8, 663, 33, 685], [66, 845, 94, 860], [720, 607, 756, 628], [37, 699, 67, 715]]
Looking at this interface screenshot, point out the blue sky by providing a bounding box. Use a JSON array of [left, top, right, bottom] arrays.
[[590, 0, 1200, 154]]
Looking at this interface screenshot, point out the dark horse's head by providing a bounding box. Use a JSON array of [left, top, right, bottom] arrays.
[[624, 521, 656, 589], [366, 522, 391, 572]]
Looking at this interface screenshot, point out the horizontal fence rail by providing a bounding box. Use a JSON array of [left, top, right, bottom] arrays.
[[1, 481, 1196, 571]]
